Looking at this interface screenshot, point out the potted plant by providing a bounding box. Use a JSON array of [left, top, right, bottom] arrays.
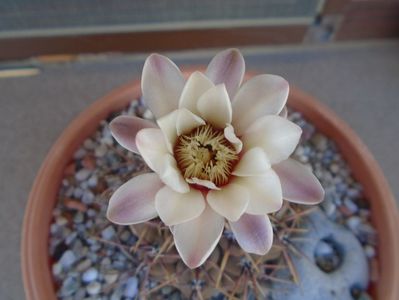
[[22, 49, 399, 300]]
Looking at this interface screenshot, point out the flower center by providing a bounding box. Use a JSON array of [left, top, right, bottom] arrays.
[[174, 124, 238, 187]]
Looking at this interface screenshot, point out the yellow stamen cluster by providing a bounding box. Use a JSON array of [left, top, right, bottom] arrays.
[[174, 124, 238, 187]]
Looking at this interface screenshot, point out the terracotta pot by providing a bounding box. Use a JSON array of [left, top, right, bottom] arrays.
[[22, 74, 399, 299]]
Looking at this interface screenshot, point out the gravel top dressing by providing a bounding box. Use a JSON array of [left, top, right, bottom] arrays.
[[49, 99, 377, 300]]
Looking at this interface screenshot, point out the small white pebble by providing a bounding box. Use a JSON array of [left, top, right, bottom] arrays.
[[75, 169, 91, 181], [124, 277, 138, 298], [104, 271, 119, 284], [52, 262, 62, 276], [364, 245, 376, 258], [59, 250, 76, 268], [86, 281, 101, 295], [82, 267, 99, 283], [101, 226, 116, 240]]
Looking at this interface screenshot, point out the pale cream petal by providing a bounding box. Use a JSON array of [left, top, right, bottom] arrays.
[[232, 74, 289, 135], [186, 177, 221, 190], [179, 71, 214, 115], [234, 170, 283, 214], [224, 124, 242, 153], [110, 116, 157, 154], [135, 128, 169, 172], [229, 214, 273, 255], [173, 205, 225, 268], [232, 147, 270, 177], [205, 48, 245, 98], [242, 115, 302, 164], [274, 158, 325, 204], [207, 183, 249, 221], [107, 173, 163, 225], [176, 108, 206, 136], [197, 84, 232, 129], [155, 186, 205, 226], [156, 110, 178, 153], [141, 54, 185, 119], [158, 154, 190, 193]]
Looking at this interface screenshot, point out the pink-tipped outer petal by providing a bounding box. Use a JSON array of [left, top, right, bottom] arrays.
[[173, 205, 225, 268], [205, 48, 245, 99], [232, 147, 271, 177], [179, 71, 214, 115], [155, 186, 205, 226], [110, 116, 156, 153], [141, 53, 185, 119], [242, 115, 302, 165], [229, 213, 273, 255], [107, 173, 163, 225], [197, 84, 232, 129], [232, 74, 289, 135], [207, 183, 249, 221], [273, 158, 325, 204]]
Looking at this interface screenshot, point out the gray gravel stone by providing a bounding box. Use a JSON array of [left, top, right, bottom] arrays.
[[73, 212, 84, 224], [82, 190, 95, 204], [87, 175, 98, 188], [364, 245, 376, 259], [65, 232, 78, 245], [82, 268, 99, 283], [101, 225, 116, 240], [86, 281, 101, 295], [83, 139, 96, 150], [59, 276, 80, 297], [73, 288, 86, 300], [74, 148, 86, 159], [56, 216, 68, 226], [76, 258, 92, 272], [104, 270, 119, 284], [52, 262, 63, 277], [75, 169, 91, 181], [59, 250, 77, 269], [73, 187, 84, 198], [124, 277, 138, 298], [95, 144, 107, 157]]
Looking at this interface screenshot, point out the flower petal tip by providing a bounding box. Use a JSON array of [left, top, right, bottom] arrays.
[[107, 173, 163, 225], [110, 116, 156, 153], [274, 158, 325, 205], [205, 49, 245, 98], [230, 214, 273, 255], [142, 53, 185, 119], [173, 205, 224, 270]]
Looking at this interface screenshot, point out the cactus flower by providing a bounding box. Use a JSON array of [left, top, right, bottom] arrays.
[[107, 49, 324, 268]]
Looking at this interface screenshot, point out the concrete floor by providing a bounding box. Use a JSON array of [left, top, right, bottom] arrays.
[[0, 40, 398, 299]]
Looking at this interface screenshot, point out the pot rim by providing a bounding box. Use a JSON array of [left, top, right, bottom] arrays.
[[21, 76, 399, 300]]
